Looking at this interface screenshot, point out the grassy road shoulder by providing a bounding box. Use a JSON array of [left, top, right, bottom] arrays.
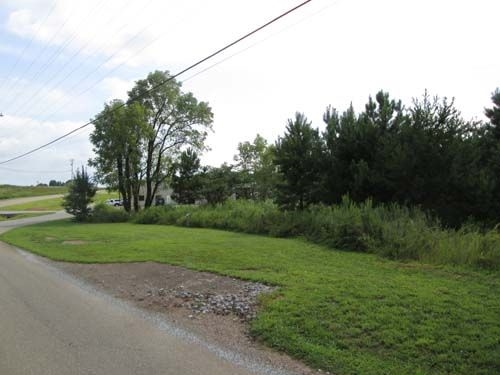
[[2, 220, 499, 374]]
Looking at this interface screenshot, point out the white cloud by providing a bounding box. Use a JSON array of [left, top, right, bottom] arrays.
[[0, 114, 93, 185], [0, 0, 499, 185], [100, 77, 136, 102]]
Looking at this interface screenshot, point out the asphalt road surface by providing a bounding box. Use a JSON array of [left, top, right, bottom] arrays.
[[0, 213, 284, 375]]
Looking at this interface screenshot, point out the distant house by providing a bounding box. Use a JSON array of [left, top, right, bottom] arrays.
[[137, 183, 176, 208]]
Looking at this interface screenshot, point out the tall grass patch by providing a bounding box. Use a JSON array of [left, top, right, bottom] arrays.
[[133, 198, 500, 270]]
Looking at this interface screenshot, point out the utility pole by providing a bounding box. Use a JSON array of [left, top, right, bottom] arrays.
[[70, 159, 74, 178]]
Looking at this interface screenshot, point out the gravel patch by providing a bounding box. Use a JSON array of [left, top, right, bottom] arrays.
[[50, 261, 324, 375]]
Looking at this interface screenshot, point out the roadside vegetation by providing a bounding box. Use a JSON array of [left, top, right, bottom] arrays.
[[2, 220, 499, 374], [4, 79, 500, 373], [0, 184, 67, 200], [133, 199, 500, 270]]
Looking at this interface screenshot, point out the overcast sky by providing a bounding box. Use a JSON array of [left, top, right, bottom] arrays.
[[0, 0, 498, 185]]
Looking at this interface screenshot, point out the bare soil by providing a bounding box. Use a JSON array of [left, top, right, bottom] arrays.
[[52, 261, 325, 375]]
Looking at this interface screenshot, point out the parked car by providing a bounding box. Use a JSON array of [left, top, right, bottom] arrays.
[[105, 199, 122, 207]]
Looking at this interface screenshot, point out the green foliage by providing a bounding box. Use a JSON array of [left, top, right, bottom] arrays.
[[128, 70, 213, 208], [133, 199, 500, 270], [89, 203, 129, 223], [3, 221, 499, 374], [170, 148, 202, 204], [198, 164, 235, 205], [62, 167, 96, 222], [485, 88, 500, 137], [233, 134, 278, 200], [274, 112, 325, 209], [48, 180, 65, 186], [90, 100, 147, 212], [273, 90, 500, 226]]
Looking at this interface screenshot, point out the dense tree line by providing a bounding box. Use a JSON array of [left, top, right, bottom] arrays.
[[170, 89, 500, 226], [90, 75, 500, 228], [274, 90, 500, 227]]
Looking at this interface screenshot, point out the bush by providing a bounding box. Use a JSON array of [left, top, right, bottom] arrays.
[[89, 203, 129, 223], [132, 199, 500, 270]]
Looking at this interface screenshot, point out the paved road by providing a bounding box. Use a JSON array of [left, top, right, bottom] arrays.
[[0, 214, 279, 375]]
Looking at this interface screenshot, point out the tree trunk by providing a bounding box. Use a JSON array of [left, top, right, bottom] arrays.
[[116, 157, 128, 210], [123, 154, 132, 212], [144, 140, 154, 208]]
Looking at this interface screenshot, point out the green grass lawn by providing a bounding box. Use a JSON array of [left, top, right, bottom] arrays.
[[2, 221, 499, 374], [0, 184, 67, 200]]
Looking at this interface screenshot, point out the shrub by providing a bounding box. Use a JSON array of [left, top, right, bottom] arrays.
[[90, 203, 129, 223]]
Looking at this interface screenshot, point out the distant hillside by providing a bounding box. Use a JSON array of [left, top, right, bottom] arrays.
[[0, 185, 67, 200]]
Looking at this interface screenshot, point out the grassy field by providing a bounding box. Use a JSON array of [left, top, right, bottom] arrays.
[[0, 190, 116, 211], [2, 220, 499, 374], [0, 197, 64, 211], [0, 185, 67, 200]]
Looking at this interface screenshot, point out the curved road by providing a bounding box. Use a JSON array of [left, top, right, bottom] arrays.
[[0, 211, 285, 375]]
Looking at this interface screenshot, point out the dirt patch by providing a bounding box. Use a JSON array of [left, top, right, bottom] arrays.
[[52, 261, 325, 375], [62, 240, 87, 245]]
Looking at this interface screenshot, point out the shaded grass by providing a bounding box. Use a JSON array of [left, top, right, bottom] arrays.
[[0, 184, 67, 200], [2, 220, 499, 374]]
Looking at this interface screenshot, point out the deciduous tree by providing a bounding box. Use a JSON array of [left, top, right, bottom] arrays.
[[89, 100, 147, 212], [128, 71, 213, 208]]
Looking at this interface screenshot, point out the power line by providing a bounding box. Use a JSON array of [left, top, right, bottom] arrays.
[[8, 1, 136, 117], [6, 2, 182, 133], [8, 0, 330, 130], [0, 2, 108, 112], [13, 0, 155, 118], [182, 0, 339, 84], [2, 4, 75, 107], [0, 0, 58, 96], [0, 0, 313, 165]]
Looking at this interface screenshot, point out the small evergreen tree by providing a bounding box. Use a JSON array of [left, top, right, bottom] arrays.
[[63, 167, 97, 221], [170, 148, 202, 204], [274, 112, 325, 209], [485, 89, 500, 138]]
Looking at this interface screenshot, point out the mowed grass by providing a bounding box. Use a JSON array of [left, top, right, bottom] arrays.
[[0, 190, 116, 211], [2, 221, 499, 374], [0, 197, 64, 211], [0, 184, 67, 200]]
